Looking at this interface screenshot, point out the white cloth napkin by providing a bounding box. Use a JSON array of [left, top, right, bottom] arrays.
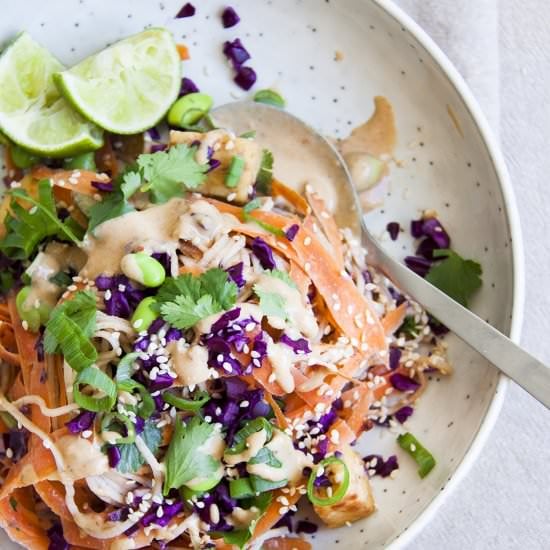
[[393, 0, 500, 133]]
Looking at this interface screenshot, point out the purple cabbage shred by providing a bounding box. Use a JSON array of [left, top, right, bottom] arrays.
[[107, 445, 121, 468], [389, 372, 420, 392], [364, 454, 399, 478], [91, 180, 113, 192], [394, 405, 414, 423], [389, 347, 401, 370], [404, 256, 432, 278], [221, 6, 240, 28], [47, 523, 69, 550], [226, 262, 245, 289], [66, 411, 95, 434], [179, 77, 200, 96], [175, 2, 195, 18], [193, 482, 235, 531], [279, 334, 311, 355], [386, 221, 400, 241], [3, 429, 28, 462], [296, 520, 318, 534], [95, 274, 147, 318], [251, 237, 276, 269], [151, 252, 171, 275], [222, 38, 250, 69], [285, 224, 299, 241], [234, 66, 257, 91]]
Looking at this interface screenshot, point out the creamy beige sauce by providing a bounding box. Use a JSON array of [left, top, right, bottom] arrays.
[[25, 242, 86, 310], [254, 273, 318, 338], [167, 341, 213, 387], [230, 506, 260, 529], [56, 435, 109, 479], [267, 340, 296, 393], [223, 429, 267, 466], [246, 430, 312, 484]]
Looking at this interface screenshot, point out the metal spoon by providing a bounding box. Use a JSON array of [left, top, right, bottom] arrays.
[[212, 101, 550, 410]]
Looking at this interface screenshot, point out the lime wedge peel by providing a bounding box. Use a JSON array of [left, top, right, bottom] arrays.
[[54, 28, 181, 135], [0, 32, 103, 158]]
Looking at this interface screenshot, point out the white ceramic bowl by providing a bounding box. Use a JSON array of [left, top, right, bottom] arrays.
[[0, 0, 523, 548]]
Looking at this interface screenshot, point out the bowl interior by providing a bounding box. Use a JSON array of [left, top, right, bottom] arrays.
[[0, 1, 518, 548]]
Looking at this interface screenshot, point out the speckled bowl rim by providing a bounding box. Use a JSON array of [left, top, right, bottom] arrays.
[[370, 0, 525, 547]]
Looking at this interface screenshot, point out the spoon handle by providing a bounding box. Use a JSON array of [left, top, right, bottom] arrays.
[[369, 238, 549, 409]]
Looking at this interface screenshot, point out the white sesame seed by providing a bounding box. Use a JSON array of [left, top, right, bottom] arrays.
[[227, 192, 237, 202], [5, 448, 13, 459], [278, 506, 289, 515], [304, 236, 312, 246], [21, 320, 29, 331], [82, 430, 92, 439], [240, 400, 250, 408]]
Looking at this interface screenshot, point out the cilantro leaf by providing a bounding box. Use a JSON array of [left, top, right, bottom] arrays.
[[254, 286, 287, 320], [157, 268, 237, 329], [425, 249, 482, 307], [249, 447, 282, 468], [44, 291, 97, 371], [120, 171, 142, 199], [163, 416, 221, 495], [88, 191, 135, 232], [0, 180, 80, 259], [225, 418, 273, 456], [117, 419, 161, 474], [138, 144, 207, 204], [256, 149, 273, 194]]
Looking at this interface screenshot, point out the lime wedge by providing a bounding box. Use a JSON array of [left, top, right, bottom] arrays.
[[54, 28, 181, 135], [0, 32, 103, 157]]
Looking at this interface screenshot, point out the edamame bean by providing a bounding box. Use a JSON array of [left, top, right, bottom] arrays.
[[120, 253, 166, 287], [11, 145, 39, 169], [63, 152, 97, 171], [15, 286, 51, 332], [167, 93, 213, 128], [131, 297, 159, 331]]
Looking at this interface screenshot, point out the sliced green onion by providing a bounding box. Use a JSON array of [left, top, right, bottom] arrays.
[[307, 456, 350, 507], [117, 379, 155, 419], [225, 417, 273, 456], [100, 412, 136, 445], [255, 149, 273, 194], [73, 367, 117, 412], [253, 89, 286, 108], [0, 411, 17, 430], [11, 145, 39, 169], [167, 93, 214, 128], [249, 475, 287, 493], [63, 152, 97, 171], [397, 432, 436, 478], [115, 352, 139, 383], [162, 390, 210, 412], [225, 155, 245, 188], [229, 477, 256, 499]]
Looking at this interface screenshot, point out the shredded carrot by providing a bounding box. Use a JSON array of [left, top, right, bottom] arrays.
[[176, 43, 190, 60], [31, 166, 107, 197], [381, 301, 408, 335], [272, 179, 310, 216], [262, 537, 312, 550], [252, 487, 303, 540]]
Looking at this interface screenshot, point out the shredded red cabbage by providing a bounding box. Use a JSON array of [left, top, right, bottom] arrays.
[[175, 2, 195, 18], [279, 334, 311, 355], [274, 510, 295, 531], [389, 372, 420, 392], [193, 482, 235, 530], [389, 347, 401, 370], [421, 218, 450, 248], [234, 66, 257, 90], [150, 143, 167, 153], [251, 237, 276, 269], [95, 275, 147, 318], [179, 77, 200, 96], [221, 6, 240, 28], [207, 158, 222, 173], [363, 454, 399, 477], [151, 252, 171, 275], [222, 38, 250, 69], [411, 219, 424, 238], [66, 411, 95, 434], [386, 221, 400, 241], [404, 256, 432, 277], [47, 523, 69, 550], [285, 224, 299, 241], [394, 405, 414, 423], [226, 262, 245, 289], [107, 507, 129, 522], [3, 429, 28, 462], [107, 445, 121, 468], [91, 180, 113, 192]]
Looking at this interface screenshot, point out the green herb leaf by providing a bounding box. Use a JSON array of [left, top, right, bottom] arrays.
[[116, 419, 161, 474], [120, 171, 142, 199], [115, 352, 139, 383], [49, 271, 73, 288], [157, 268, 237, 330], [0, 180, 80, 259], [397, 432, 436, 478], [253, 89, 286, 108], [44, 290, 97, 371], [163, 389, 211, 412], [137, 144, 207, 203], [256, 149, 273, 194], [425, 249, 482, 307], [239, 130, 256, 139], [249, 447, 282, 468], [163, 416, 221, 494], [88, 190, 135, 233], [9, 497, 17, 511], [254, 286, 287, 320]]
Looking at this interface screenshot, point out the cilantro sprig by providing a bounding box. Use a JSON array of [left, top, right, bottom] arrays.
[[156, 268, 237, 329], [425, 249, 482, 307], [88, 144, 208, 231], [163, 416, 221, 495], [0, 180, 81, 259]]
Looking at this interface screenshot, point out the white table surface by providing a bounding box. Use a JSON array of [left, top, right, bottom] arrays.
[[393, 1, 550, 548]]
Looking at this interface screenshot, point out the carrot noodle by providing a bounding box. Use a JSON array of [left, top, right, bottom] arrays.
[[176, 43, 190, 60]]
